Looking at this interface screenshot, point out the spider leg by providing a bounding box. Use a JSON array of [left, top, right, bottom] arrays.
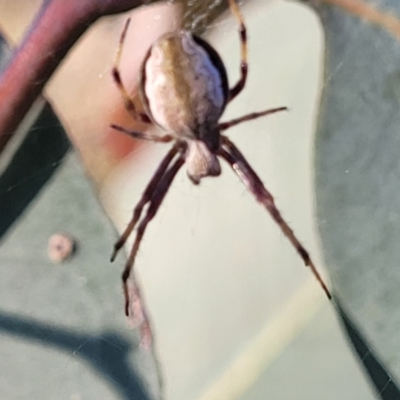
[[113, 18, 151, 124], [127, 277, 153, 348], [219, 136, 331, 300], [219, 107, 288, 131], [227, 0, 248, 102], [110, 124, 173, 143], [110, 143, 181, 262], [122, 152, 186, 316]]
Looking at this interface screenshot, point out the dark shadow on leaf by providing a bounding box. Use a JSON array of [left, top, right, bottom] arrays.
[[0, 310, 150, 400], [336, 300, 400, 399], [0, 32, 9, 73], [0, 103, 70, 239]]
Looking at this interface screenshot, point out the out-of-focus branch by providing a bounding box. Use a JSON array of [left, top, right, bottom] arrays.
[[308, 0, 400, 40], [0, 0, 150, 154]]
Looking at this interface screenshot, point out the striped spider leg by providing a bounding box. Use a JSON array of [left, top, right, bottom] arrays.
[[218, 135, 331, 300]]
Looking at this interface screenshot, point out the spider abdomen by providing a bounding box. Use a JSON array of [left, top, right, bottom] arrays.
[[140, 31, 229, 141]]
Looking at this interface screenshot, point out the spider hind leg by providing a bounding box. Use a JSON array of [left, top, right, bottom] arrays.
[[121, 153, 185, 317], [219, 135, 331, 300], [110, 144, 181, 263]]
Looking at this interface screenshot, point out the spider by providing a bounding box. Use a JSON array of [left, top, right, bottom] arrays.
[[110, 0, 331, 326]]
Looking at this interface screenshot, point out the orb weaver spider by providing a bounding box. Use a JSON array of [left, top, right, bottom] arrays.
[[110, 0, 331, 337]]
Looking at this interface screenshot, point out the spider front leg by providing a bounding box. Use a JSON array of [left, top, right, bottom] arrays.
[[219, 136, 331, 299], [113, 18, 151, 124], [228, 0, 248, 102]]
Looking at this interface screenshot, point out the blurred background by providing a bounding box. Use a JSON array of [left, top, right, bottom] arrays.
[[0, 0, 382, 399]]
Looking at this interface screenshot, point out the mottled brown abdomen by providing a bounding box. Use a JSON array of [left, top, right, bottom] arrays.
[[140, 31, 228, 140]]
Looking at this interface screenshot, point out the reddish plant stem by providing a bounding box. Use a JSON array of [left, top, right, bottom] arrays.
[[315, 0, 400, 40], [0, 0, 145, 153]]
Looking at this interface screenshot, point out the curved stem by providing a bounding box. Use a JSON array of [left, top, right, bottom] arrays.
[[0, 0, 146, 153]]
